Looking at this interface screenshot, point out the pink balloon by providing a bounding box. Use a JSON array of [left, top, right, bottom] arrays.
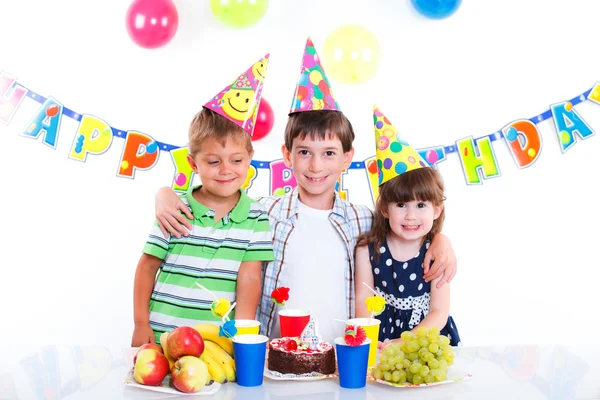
[[426, 149, 439, 164], [252, 98, 274, 141], [175, 173, 187, 187], [126, 0, 179, 49]]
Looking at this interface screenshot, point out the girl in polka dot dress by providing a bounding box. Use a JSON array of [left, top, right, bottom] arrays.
[[355, 162, 461, 349]]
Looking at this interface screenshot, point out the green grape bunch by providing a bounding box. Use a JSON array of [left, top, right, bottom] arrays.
[[371, 326, 456, 385]]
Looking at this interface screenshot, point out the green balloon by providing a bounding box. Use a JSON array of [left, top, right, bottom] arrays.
[[211, 0, 269, 28], [313, 86, 324, 100]]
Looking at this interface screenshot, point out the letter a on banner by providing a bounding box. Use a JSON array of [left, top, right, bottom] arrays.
[[20, 97, 64, 149], [550, 101, 594, 153]]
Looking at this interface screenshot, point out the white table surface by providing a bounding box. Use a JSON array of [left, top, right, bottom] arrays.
[[1, 344, 598, 399]]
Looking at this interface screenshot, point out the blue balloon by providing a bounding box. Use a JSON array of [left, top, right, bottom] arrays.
[[146, 141, 158, 154], [411, 0, 462, 19]]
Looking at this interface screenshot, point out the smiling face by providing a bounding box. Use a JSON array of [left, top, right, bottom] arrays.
[[187, 136, 253, 200], [252, 58, 267, 80], [282, 134, 353, 209], [383, 200, 442, 243], [221, 88, 255, 122]]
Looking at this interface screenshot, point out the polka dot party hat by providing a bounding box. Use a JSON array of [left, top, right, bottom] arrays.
[[203, 54, 270, 136], [289, 37, 340, 114], [373, 105, 429, 185]]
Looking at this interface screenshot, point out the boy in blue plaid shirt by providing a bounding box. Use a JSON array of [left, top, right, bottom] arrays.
[[154, 38, 457, 342]]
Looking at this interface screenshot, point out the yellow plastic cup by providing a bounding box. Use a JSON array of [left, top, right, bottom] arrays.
[[235, 319, 261, 335], [346, 318, 381, 367]]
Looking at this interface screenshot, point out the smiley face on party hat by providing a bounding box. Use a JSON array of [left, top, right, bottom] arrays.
[[373, 105, 429, 186], [289, 37, 340, 114], [203, 54, 270, 136]]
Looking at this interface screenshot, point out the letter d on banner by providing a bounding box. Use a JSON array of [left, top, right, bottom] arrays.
[[270, 159, 297, 196], [502, 120, 542, 169]]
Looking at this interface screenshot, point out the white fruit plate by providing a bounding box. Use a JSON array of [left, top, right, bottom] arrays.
[[263, 357, 338, 381], [264, 367, 339, 381], [367, 368, 472, 388], [124, 368, 222, 395]]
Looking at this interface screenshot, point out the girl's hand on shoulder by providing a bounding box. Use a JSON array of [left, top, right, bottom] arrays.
[[423, 234, 457, 288], [131, 323, 155, 347], [155, 186, 193, 238]]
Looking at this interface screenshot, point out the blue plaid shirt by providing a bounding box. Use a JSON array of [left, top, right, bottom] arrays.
[[256, 188, 373, 336]]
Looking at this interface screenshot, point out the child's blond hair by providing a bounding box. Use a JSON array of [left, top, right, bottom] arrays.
[[188, 108, 253, 155]]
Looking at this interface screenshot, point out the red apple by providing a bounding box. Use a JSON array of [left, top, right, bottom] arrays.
[[167, 326, 204, 359], [171, 356, 209, 393], [133, 349, 169, 386], [133, 343, 163, 364]]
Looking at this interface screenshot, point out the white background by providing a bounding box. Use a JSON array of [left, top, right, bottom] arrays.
[[1, 0, 599, 349]]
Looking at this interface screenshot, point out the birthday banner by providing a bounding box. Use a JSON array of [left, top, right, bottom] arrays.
[[1, 70, 599, 204]]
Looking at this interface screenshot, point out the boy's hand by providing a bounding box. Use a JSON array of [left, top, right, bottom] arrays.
[[131, 323, 155, 347], [423, 234, 457, 288], [155, 186, 193, 238]]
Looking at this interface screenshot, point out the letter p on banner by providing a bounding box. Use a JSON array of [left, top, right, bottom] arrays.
[[117, 132, 160, 178], [69, 115, 113, 162]]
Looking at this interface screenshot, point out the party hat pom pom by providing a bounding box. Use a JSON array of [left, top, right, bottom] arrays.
[[365, 295, 386, 316], [271, 287, 290, 306], [219, 320, 238, 338], [211, 298, 231, 317], [344, 324, 367, 346]]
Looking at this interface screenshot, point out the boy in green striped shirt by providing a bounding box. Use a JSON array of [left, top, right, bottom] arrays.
[[131, 56, 274, 345]]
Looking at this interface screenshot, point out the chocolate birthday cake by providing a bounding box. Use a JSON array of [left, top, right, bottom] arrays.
[[267, 337, 336, 375]]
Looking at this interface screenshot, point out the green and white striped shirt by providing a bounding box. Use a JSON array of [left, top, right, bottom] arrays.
[[143, 185, 274, 342]]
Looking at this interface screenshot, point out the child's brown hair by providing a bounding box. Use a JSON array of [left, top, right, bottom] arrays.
[[188, 108, 253, 155], [284, 110, 354, 152], [357, 167, 446, 259]]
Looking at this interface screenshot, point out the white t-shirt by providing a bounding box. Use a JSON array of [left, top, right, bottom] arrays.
[[271, 200, 348, 344]]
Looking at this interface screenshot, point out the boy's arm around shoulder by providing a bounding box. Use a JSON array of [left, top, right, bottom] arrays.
[[424, 233, 457, 288], [155, 186, 193, 238]]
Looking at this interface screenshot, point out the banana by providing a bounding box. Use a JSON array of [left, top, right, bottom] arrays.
[[200, 359, 214, 385], [204, 341, 236, 382], [203, 350, 227, 383], [193, 323, 234, 357], [159, 331, 176, 369]]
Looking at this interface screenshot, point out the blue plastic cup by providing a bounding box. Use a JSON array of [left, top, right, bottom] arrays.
[[232, 334, 268, 387], [335, 337, 371, 389]]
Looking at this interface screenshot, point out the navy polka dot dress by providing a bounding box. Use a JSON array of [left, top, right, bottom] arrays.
[[369, 240, 461, 346]]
